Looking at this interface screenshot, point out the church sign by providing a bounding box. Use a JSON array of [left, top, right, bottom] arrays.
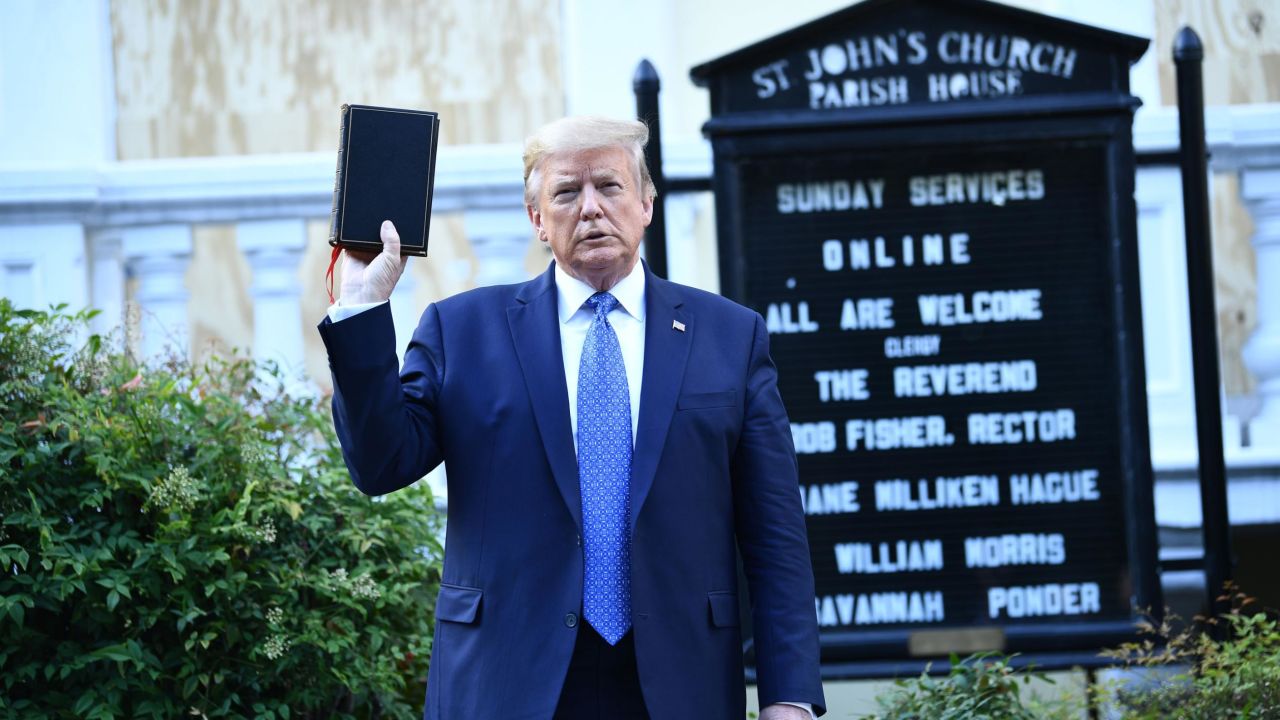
[[692, 0, 1158, 673]]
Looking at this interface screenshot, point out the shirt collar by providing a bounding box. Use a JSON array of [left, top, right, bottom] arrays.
[[554, 261, 646, 324]]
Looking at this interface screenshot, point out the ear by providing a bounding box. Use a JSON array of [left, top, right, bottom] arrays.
[[526, 204, 546, 243], [639, 194, 654, 228]]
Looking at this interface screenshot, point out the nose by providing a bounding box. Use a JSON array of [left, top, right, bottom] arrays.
[[579, 185, 604, 219]]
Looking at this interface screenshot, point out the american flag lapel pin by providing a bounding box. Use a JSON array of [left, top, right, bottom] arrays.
[[672, 320, 686, 332]]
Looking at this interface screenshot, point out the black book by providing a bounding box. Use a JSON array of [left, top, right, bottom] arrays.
[[329, 104, 439, 257]]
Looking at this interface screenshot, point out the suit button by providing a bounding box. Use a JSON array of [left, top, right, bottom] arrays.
[[564, 612, 578, 628], [575, 534, 582, 547]]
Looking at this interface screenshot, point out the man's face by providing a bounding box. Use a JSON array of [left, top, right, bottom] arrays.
[[527, 146, 653, 289]]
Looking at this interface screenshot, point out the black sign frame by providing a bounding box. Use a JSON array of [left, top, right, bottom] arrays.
[[693, 0, 1159, 678]]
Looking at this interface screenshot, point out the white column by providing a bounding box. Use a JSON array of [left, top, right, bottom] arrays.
[[465, 209, 534, 287], [1134, 167, 1200, 469], [0, 0, 115, 166], [237, 219, 308, 383], [1241, 167, 1280, 458], [661, 193, 705, 288], [90, 230, 125, 337], [0, 224, 89, 312], [0, 0, 113, 350], [123, 225, 193, 359], [561, 0, 678, 119]]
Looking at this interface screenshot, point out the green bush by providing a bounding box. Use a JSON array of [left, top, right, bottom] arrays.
[[869, 652, 1078, 720], [1100, 589, 1280, 719], [866, 592, 1280, 720], [0, 301, 443, 719]]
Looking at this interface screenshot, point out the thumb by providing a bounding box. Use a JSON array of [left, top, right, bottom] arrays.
[[381, 220, 402, 258]]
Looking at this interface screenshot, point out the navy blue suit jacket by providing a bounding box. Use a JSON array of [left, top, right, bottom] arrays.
[[318, 263, 825, 719]]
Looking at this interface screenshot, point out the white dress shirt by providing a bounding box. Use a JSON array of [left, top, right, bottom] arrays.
[[327, 266, 814, 719]]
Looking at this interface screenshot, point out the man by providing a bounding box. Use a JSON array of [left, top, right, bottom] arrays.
[[318, 116, 825, 719]]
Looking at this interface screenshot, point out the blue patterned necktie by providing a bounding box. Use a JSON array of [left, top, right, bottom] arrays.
[[576, 291, 633, 645]]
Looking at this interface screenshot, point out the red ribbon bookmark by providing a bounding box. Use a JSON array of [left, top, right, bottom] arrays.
[[325, 245, 342, 304]]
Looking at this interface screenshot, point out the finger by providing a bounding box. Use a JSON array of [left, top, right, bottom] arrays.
[[381, 220, 401, 257], [344, 248, 379, 264]]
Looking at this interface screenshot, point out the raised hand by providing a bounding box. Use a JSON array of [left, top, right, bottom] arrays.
[[339, 220, 410, 304]]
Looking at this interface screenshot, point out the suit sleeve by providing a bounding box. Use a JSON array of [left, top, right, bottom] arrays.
[[317, 301, 446, 496], [731, 313, 827, 716]]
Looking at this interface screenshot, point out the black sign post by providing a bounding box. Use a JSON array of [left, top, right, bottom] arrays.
[[1173, 26, 1232, 621], [634, 58, 670, 279], [692, 0, 1160, 676]]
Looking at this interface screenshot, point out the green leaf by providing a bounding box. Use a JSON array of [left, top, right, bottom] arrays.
[[90, 644, 132, 662], [86, 703, 116, 720], [72, 691, 96, 715]]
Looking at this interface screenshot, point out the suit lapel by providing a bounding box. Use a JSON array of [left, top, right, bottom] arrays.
[[630, 267, 692, 529], [507, 265, 582, 530]]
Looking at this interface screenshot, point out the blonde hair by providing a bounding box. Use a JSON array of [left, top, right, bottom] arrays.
[[522, 116, 657, 207]]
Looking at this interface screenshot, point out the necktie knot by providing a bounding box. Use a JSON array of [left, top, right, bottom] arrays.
[[585, 292, 619, 318]]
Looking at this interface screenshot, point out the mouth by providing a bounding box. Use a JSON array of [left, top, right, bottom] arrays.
[[579, 229, 611, 242]]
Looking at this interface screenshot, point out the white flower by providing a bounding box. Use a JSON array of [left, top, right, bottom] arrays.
[[351, 574, 382, 600], [253, 518, 277, 544], [146, 466, 198, 512], [324, 568, 381, 600], [262, 633, 291, 660], [265, 606, 283, 625], [239, 440, 271, 468]]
